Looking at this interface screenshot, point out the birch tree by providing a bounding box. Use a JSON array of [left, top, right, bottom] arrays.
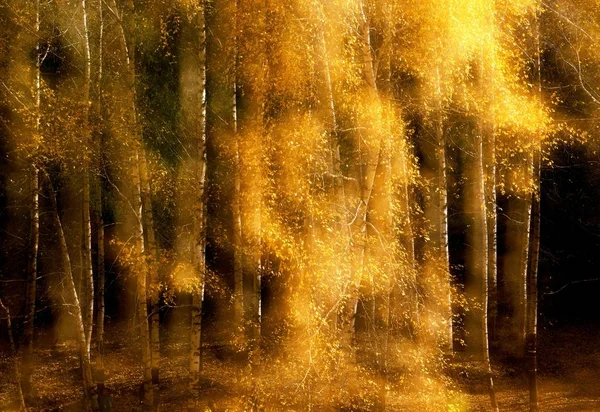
[[81, 0, 95, 358], [47, 176, 98, 411], [109, 0, 158, 405], [525, 8, 544, 410], [22, 0, 42, 398], [94, 0, 106, 390], [0, 298, 26, 411], [177, 1, 208, 409]]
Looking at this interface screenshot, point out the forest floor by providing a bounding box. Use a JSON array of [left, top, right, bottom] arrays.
[[461, 322, 600, 411], [1, 320, 599, 411]]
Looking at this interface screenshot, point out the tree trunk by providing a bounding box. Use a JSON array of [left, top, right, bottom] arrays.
[[23, 165, 38, 398], [232, 0, 245, 338], [138, 147, 160, 391], [81, 0, 94, 356], [94, 0, 106, 391], [397, 146, 417, 334], [344, 0, 379, 353], [525, 17, 543, 411], [476, 124, 499, 412], [111, 0, 158, 405], [526, 147, 540, 412], [317, 4, 350, 335], [484, 119, 498, 343], [186, 3, 207, 410], [96, 205, 106, 386], [319, 28, 345, 210], [0, 299, 26, 411], [22, 0, 42, 397], [47, 178, 98, 411], [355, 6, 392, 408], [434, 68, 453, 352], [132, 150, 154, 411], [516, 178, 532, 357]]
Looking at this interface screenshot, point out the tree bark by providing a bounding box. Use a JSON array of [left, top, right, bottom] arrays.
[[23, 165, 39, 397], [81, 0, 95, 356], [316, 2, 350, 335], [525, 16, 543, 411], [354, 6, 392, 408], [526, 148, 540, 412], [131, 150, 154, 411], [344, 0, 379, 352], [476, 120, 499, 412], [232, 0, 245, 338], [434, 68, 453, 352], [186, 3, 207, 410], [47, 178, 98, 411], [94, 0, 106, 391], [484, 117, 498, 343], [516, 179, 531, 357], [138, 147, 160, 391], [0, 299, 26, 411], [111, 0, 156, 406], [96, 204, 106, 386], [22, 0, 42, 397]]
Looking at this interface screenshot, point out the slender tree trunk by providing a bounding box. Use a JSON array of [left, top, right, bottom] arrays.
[[81, 0, 95, 356], [132, 150, 154, 411], [359, 1, 376, 92], [526, 150, 541, 412], [398, 146, 418, 335], [525, 148, 541, 412], [96, 206, 105, 383], [111, 0, 155, 406], [187, 3, 207, 410], [349, 3, 389, 364], [482, 28, 499, 345], [525, 16, 543, 411], [476, 119, 499, 412], [345, 0, 378, 353], [22, 0, 42, 397], [399, 153, 416, 270], [232, 0, 245, 337], [0, 299, 26, 411], [81, 168, 94, 357], [320, 29, 345, 209], [516, 178, 532, 356], [138, 148, 160, 393], [94, 0, 106, 391], [316, 3, 350, 339], [248, 0, 270, 367], [354, 8, 393, 408], [484, 118, 498, 343], [23, 165, 38, 396], [47, 178, 98, 411], [249, 232, 261, 366], [434, 68, 453, 352]]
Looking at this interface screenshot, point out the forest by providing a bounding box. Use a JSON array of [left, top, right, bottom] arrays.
[[1, 0, 600, 410]]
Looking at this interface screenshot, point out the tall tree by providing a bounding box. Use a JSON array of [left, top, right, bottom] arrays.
[[22, 0, 41, 398], [94, 0, 107, 391], [180, 1, 208, 409], [434, 65, 453, 352], [81, 0, 95, 357], [0, 298, 26, 411], [47, 177, 98, 411], [232, 0, 244, 337], [111, 0, 157, 405], [525, 7, 544, 410], [475, 60, 499, 408]]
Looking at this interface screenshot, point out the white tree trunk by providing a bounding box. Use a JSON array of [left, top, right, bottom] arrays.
[[48, 179, 98, 411], [185, 4, 207, 410], [434, 68, 453, 352]]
